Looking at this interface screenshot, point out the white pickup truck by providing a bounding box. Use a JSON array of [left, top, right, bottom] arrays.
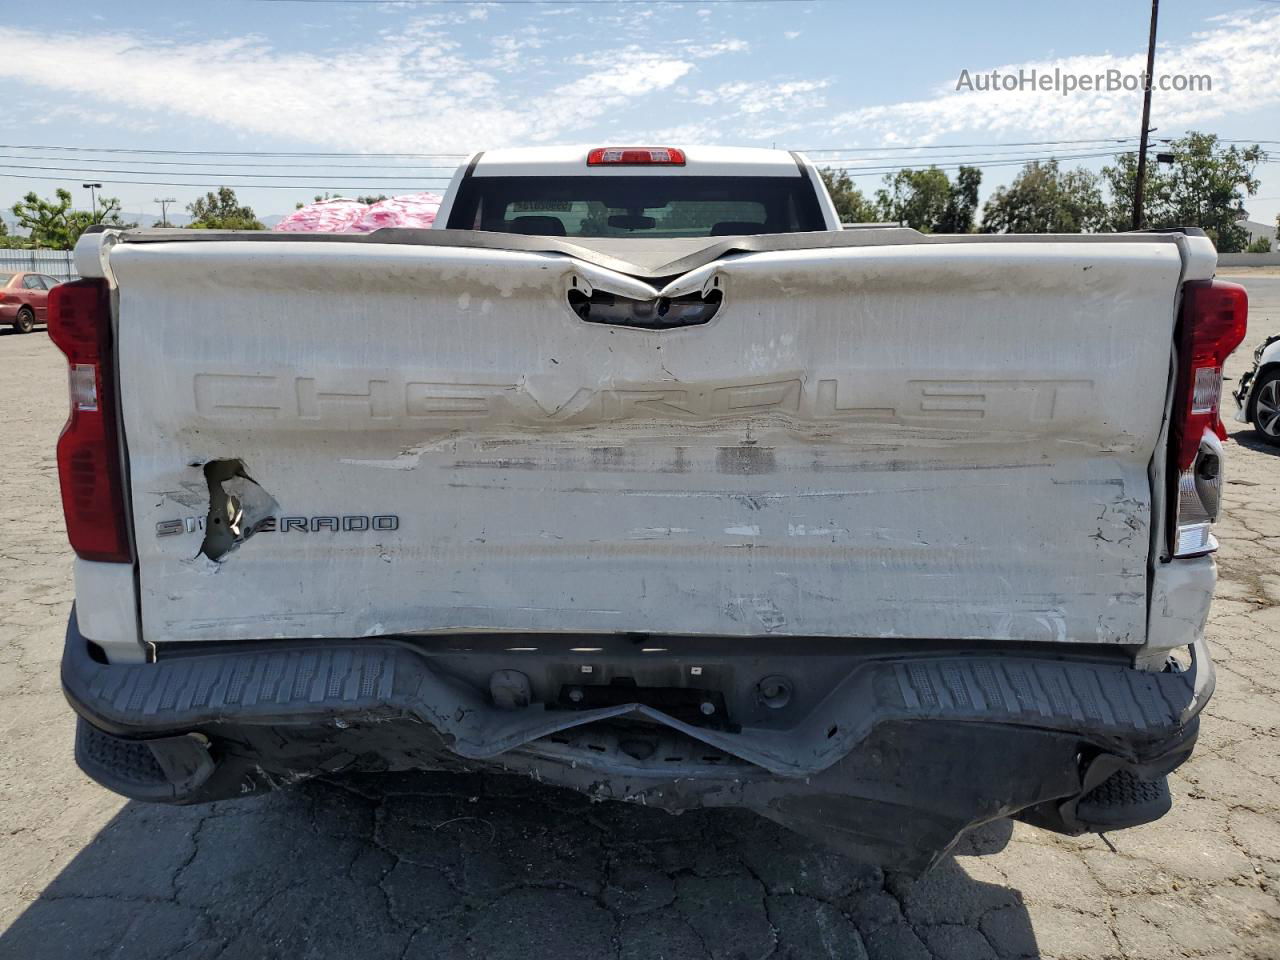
[[55, 145, 1246, 875]]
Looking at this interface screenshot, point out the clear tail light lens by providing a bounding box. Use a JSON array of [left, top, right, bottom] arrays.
[[47, 279, 132, 563], [1169, 280, 1247, 558]]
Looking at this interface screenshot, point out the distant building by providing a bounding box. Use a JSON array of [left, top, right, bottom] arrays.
[[1236, 210, 1277, 251]]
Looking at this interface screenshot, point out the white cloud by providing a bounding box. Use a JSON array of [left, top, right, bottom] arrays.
[[646, 78, 829, 146], [0, 24, 729, 153], [692, 79, 828, 115], [560, 58, 693, 99], [686, 38, 749, 59], [826, 10, 1280, 144], [2, 7, 1273, 167], [484, 30, 548, 72]]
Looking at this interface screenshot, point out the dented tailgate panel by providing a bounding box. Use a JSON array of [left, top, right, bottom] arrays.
[[111, 239, 1182, 646]]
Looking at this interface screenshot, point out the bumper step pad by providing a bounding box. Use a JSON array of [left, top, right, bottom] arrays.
[[75, 717, 217, 802], [1075, 768, 1173, 829]]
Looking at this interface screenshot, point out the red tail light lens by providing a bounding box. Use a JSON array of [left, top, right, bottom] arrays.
[[1167, 279, 1247, 558], [587, 147, 686, 166], [48, 279, 132, 563], [1171, 280, 1248, 472]]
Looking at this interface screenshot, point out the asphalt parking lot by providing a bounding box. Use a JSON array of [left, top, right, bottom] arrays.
[[1, 273, 1279, 960]]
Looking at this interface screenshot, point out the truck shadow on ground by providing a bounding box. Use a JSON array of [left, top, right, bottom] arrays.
[[1, 772, 1038, 960], [1232, 428, 1280, 457]]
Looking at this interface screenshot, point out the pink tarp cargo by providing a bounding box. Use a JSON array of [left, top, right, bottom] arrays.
[[274, 192, 443, 233]]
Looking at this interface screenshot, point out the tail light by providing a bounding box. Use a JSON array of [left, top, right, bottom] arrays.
[[1168, 280, 1247, 558], [587, 147, 686, 166], [48, 279, 132, 563]]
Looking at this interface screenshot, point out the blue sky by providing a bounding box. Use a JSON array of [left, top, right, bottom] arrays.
[[1, 0, 1278, 225]]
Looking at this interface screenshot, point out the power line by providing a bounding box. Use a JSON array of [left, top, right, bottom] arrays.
[[799, 136, 1143, 153], [0, 143, 467, 159], [821, 148, 1137, 173], [0, 172, 448, 190], [1, 140, 1139, 159], [0, 146, 1136, 171], [808, 146, 1145, 167], [0, 141, 1272, 191], [822, 145, 1279, 177], [0, 162, 453, 182], [0, 148, 1136, 185], [800, 137, 1278, 153], [828, 149, 1160, 179], [865, 152, 1215, 176], [0, 153, 461, 171], [0, 151, 1125, 191], [3, 137, 1272, 162], [837, 156, 1278, 179], [0, 143, 1151, 180]]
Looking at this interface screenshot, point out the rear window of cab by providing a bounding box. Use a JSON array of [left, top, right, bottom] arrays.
[[447, 175, 825, 238]]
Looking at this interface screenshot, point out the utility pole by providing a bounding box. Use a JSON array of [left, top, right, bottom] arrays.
[[154, 197, 176, 227], [1132, 0, 1160, 230], [82, 182, 103, 221]]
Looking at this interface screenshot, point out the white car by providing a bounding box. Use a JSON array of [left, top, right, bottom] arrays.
[[1233, 332, 1280, 444], [52, 146, 1245, 875]]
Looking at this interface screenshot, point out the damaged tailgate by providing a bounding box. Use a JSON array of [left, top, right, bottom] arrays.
[[108, 234, 1184, 647]]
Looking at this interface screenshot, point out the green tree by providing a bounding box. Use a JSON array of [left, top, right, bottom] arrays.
[[937, 166, 982, 233], [187, 188, 264, 230], [19, 190, 83, 249], [1100, 152, 1155, 233], [1247, 235, 1273, 253], [10, 189, 134, 250], [873, 165, 982, 233], [1101, 132, 1264, 251], [85, 196, 134, 233], [297, 192, 339, 210], [294, 192, 388, 210], [0, 218, 22, 249], [818, 168, 879, 224], [981, 161, 1107, 234]]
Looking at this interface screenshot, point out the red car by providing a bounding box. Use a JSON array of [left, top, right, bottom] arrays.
[[1, 271, 62, 333]]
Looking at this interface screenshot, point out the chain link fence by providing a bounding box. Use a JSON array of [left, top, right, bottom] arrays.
[[0, 248, 78, 282]]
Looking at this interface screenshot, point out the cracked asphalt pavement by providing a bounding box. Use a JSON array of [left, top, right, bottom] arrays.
[[2, 273, 1279, 960]]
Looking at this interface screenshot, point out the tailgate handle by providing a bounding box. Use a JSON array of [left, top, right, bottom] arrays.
[[566, 266, 723, 330]]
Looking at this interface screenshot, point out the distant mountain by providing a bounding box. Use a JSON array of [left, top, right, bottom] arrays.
[[122, 212, 192, 228]]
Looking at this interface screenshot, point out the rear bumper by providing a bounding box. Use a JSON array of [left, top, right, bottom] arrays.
[[62, 611, 1213, 874]]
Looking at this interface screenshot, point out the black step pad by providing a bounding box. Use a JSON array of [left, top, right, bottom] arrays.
[[74, 718, 216, 802], [1076, 768, 1172, 830]]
